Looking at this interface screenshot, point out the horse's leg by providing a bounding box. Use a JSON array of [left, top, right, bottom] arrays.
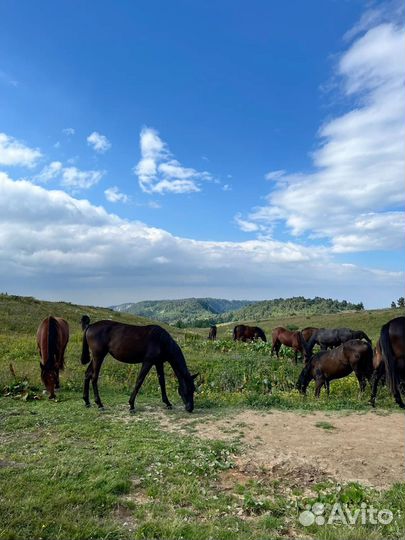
[[393, 387, 405, 409], [354, 369, 367, 393], [369, 364, 384, 407], [83, 363, 93, 407], [325, 380, 330, 396], [314, 376, 324, 398], [156, 363, 172, 409], [129, 361, 153, 413], [91, 357, 105, 409], [293, 349, 298, 364], [55, 369, 60, 390]]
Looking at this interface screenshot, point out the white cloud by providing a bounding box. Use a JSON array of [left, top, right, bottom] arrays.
[[134, 127, 213, 194], [241, 20, 405, 254], [87, 131, 111, 153], [265, 169, 286, 181], [234, 213, 261, 233], [33, 161, 104, 190], [34, 161, 63, 183], [62, 128, 75, 136], [0, 133, 42, 167], [61, 167, 104, 189], [104, 186, 129, 203], [0, 172, 402, 307]]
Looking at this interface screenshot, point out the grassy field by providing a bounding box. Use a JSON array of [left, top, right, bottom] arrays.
[[0, 294, 404, 539]]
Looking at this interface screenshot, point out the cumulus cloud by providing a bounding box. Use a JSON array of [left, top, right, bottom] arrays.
[[134, 127, 213, 194], [34, 161, 104, 190], [0, 172, 402, 307], [104, 186, 129, 203], [0, 133, 42, 167], [240, 20, 405, 254], [87, 131, 111, 153]]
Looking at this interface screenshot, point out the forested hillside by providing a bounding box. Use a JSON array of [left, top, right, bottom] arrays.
[[112, 296, 364, 327], [111, 298, 255, 325]]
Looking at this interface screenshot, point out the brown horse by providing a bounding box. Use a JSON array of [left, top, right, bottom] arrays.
[[36, 316, 69, 399], [370, 316, 405, 408], [208, 325, 217, 340], [233, 324, 267, 342], [297, 339, 373, 397], [81, 317, 198, 413], [271, 327, 304, 363], [301, 327, 319, 343]]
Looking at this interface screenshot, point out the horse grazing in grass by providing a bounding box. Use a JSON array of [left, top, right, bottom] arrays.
[[208, 325, 217, 340], [370, 317, 405, 409], [80, 317, 198, 413], [36, 316, 69, 399], [233, 324, 267, 342], [271, 327, 304, 363], [304, 327, 372, 362], [297, 339, 373, 398]]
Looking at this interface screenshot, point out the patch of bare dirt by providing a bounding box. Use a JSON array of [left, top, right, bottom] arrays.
[[157, 409, 405, 489]]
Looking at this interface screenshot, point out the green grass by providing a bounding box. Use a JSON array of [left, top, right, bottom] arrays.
[[315, 421, 337, 431], [0, 394, 403, 540]]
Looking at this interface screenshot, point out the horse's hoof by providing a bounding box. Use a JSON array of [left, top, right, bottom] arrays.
[[98, 406, 106, 412], [129, 408, 136, 415], [84, 402, 91, 408], [166, 404, 173, 410]]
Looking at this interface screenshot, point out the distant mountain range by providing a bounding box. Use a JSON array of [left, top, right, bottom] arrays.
[[111, 296, 364, 327]]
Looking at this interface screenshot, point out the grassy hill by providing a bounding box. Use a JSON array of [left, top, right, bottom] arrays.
[[0, 293, 169, 335], [111, 297, 255, 325]]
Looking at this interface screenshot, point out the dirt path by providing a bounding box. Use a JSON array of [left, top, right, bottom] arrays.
[[157, 409, 404, 489]]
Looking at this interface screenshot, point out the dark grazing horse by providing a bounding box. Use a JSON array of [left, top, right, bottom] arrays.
[[370, 316, 405, 409], [36, 316, 69, 399], [297, 339, 373, 397], [271, 327, 304, 363], [208, 325, 217, 340], [233, 324, 267, 342], [304, 327, 372, 362], [80, 317, 198, 413]]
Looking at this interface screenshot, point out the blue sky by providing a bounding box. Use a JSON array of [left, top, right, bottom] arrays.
[[0, 1, 404, 307]]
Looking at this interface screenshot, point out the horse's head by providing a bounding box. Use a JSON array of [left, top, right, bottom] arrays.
[[178, 373, 199, 412], [40, 364, 58, 398], [296, 361, 313, 394], [81, 315, 90, 331]]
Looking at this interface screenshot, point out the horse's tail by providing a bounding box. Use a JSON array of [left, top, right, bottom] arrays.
[[380, 321, 400, 396], [363, 340, 374, 380], [233, 326, 238, 340], [81, 328, 91, 365], [46, 316, 59, 369], [301, 333, 316, 363], [257, 328, 267, 342]]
